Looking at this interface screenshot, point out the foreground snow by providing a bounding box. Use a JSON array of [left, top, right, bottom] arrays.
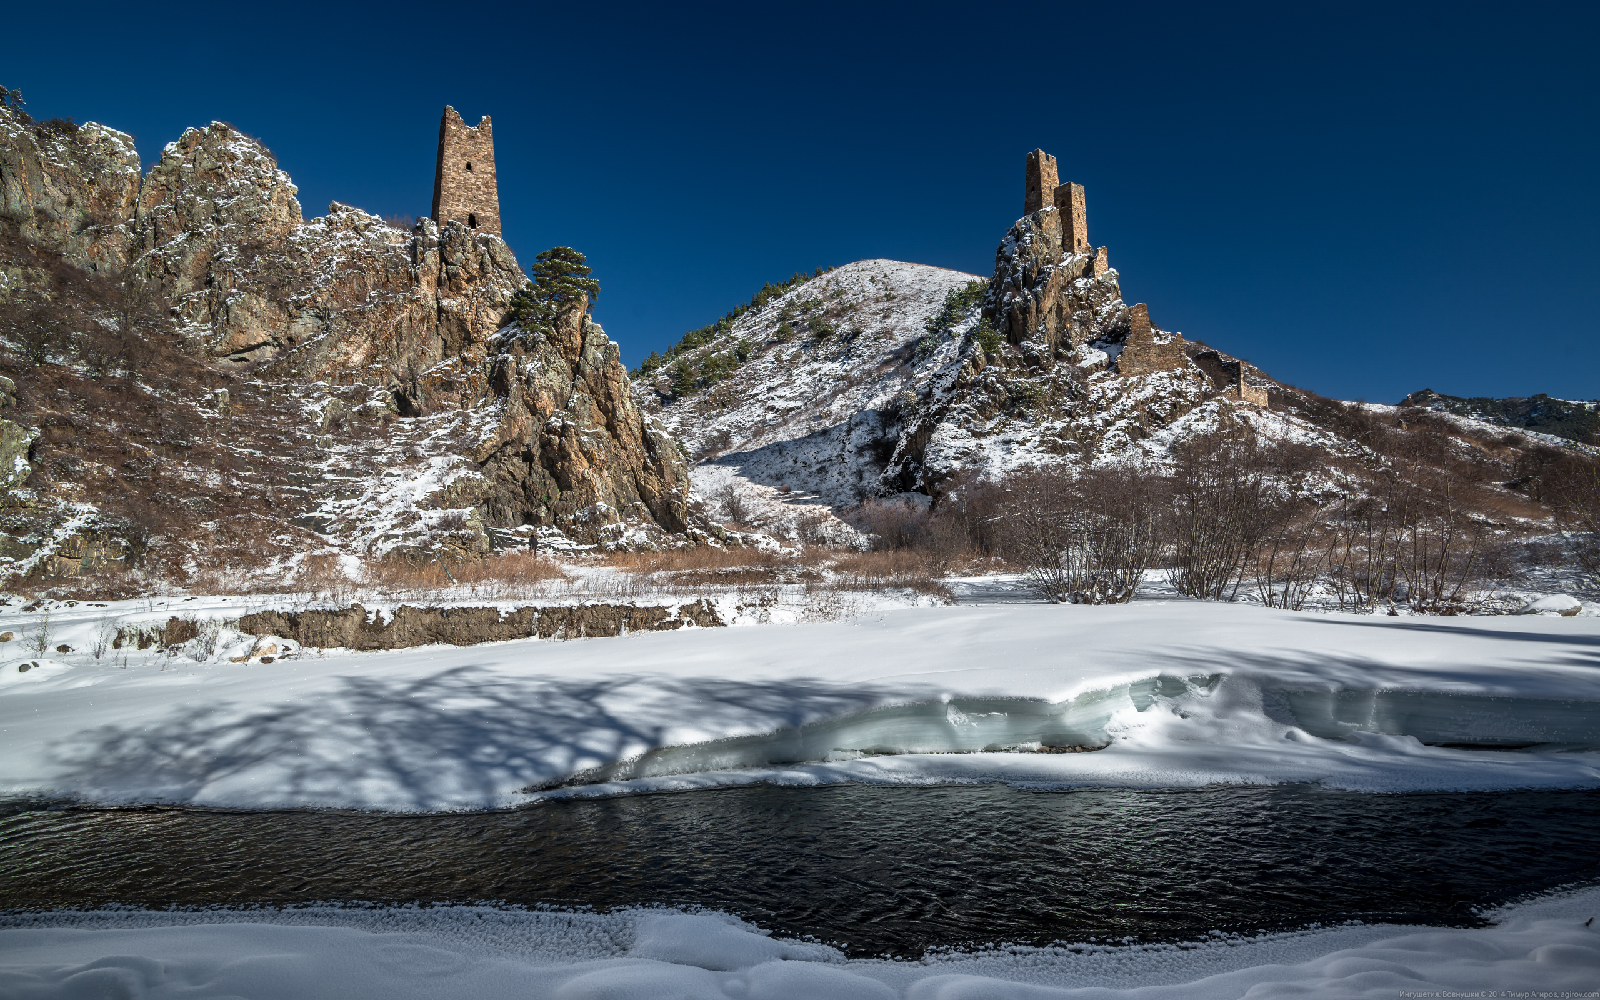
[[3, 601, 1600, 810], [4, 887, 1598, 998]]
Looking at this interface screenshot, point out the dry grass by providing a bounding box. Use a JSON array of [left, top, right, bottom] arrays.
[[828, 550, 955, 599]]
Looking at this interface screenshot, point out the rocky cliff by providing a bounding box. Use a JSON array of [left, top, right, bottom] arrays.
[[0, 104, 694, 585]]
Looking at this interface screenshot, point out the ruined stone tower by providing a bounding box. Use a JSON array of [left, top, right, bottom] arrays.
[[1054, 181, 1088, 252], [432, 106, 501, 236], [1024, 149, 1059, 215], [1024, 150, 1091, 254]]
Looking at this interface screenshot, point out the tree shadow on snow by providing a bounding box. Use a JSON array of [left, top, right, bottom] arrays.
[[43, 666, 912, 811]]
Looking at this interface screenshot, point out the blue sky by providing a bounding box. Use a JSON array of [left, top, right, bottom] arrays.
[[8, 1, 1597, 402]]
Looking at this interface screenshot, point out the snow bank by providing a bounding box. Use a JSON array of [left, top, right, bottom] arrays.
[[3, 886, 1597, 998], [3, 602, 1600, 810]]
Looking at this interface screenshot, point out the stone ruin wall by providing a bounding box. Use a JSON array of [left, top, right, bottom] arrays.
[[1117, 303, 1188, 377], [432, 107, 501, 236], [1024, 149, 1059, 215], [1237, 373, 1270, 406], [1091, 246, 1109, 276], [1193, 350, 1269, 405]]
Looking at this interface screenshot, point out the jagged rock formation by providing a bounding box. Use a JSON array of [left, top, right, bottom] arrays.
[[0, 104, 695, 583], [0, 112, 140, 271], [464, 300, 690, 537]]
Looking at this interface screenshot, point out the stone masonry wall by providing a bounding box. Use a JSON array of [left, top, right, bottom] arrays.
[[1024, 149, 1059, 215], [432, 106, 501, 236], [1117, 303, 1188, 377], [1193, 349, 1269, 405], [1054, 181, 1088, 251], [1237, 368, 1270, 406], [1091, 246, 1109, 277]]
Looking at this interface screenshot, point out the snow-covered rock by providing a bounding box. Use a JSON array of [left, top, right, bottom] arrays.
[[1516, 593, 1583, 615]]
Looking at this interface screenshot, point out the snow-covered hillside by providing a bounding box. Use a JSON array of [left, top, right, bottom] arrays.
[[633, 260, 979, 521]]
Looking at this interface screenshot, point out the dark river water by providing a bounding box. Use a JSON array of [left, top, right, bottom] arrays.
[[4, 784, 1599, 955]]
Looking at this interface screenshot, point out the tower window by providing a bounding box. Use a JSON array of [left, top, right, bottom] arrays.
[[465, 162, 473, 171], [468, 214, 478, 228]]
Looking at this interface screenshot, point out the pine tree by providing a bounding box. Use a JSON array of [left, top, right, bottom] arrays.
[[671, 361, 698, 398], [507, 246, 601, 330]]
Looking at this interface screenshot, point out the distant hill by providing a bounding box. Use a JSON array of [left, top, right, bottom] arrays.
[[1400, 389, 1599, 445]]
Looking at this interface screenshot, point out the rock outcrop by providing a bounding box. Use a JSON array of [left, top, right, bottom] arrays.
[[987, 206, 1126, 367], [236, 600, 724, 650], [0, 103, 702, 581], [0, 111, 139, 271], [472, 300, 691, 538]]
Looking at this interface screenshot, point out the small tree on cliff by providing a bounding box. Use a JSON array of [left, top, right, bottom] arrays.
[[0, 86, 23, 111], [507, 246, 601, 331]]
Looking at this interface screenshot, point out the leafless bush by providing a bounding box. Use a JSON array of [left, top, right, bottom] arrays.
[[1251, 508, 1333, 611], [26, 611, 52, 656], [1517, 447, 1600, 589], [992, 467, 1164, 604], [854, 497, 975, 570], [1319, 470, 1500, 613], [794, 509, 836, 546], [1166, 431, 1292, 602], [712, 483, 756, 526], [829, 549, 953, 599]]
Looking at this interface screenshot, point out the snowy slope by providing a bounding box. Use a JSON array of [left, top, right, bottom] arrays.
[[5, 601, 1600, 812], [633, 260, 980, 530]]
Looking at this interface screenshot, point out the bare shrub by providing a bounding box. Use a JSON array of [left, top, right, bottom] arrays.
[[362, 550, 568, 600], [854, 497, 976, 571], [1321, 469, 1500, 613], [1516, 447, 1600, 589], [1251, 507, 1333, 611], [26, 611, 51, 656], [829, 549, 953, 599], [92, 621, 118, 659], [1166, 431, 1290, 602], [712, 483, 756, 526], [993, 466, 1164, 604]]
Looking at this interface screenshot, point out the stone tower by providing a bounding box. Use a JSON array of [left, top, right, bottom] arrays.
[[1054, 181, 1088, 252], [431, 106, 501, 236], [1024, 149, 1059, 215]]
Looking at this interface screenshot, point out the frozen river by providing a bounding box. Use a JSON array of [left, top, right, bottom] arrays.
[[5, 783, 1599, 955]]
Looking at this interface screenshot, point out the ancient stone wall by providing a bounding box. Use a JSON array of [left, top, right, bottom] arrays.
[[1091, 246, 1109, 277], [1238, 367, 1270, 406], [1117, 304, 1188, 377], [432, 106, 501, 236], [1193, 349, 1270, 405], [1024, 149, 1059, 215], [1054, 181, 1088, 251]]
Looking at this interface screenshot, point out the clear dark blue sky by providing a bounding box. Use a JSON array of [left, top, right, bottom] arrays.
[[8, 1, 1597, 402]]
